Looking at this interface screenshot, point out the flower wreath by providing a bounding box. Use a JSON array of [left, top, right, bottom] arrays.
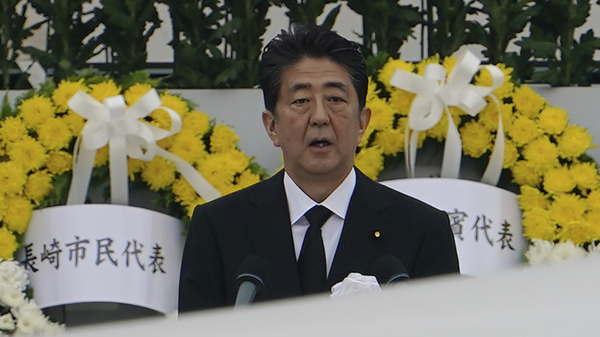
[[355, 54, 600, 261], [0, 71, 267, 260]]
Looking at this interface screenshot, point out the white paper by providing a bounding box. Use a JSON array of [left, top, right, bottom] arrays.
[[22, 204, 184, 314], [381, 178, 525, 276]]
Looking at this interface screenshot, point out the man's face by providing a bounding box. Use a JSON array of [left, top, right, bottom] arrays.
[[262, 57, 371, 183]]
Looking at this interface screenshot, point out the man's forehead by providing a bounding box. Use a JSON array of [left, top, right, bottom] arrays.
[[279, 58, 354, 92]]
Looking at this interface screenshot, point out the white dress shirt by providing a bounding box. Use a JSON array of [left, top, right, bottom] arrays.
[[284, 168, 356, 276]]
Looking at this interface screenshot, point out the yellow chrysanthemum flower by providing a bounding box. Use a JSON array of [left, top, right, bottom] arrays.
[[570, 162, 600, 192], [160, 93, 190, 119], [475, 64, 515, 99], [198, 150, 250, 190], [170, 131, 207, 164], [503, 139, 519, 169], [182, 110, 211, 137], [94, 145, 109, 167], [24, 170, 53, 205], [538, 106, 568, 135], [172, 177, 199, 206], [378, 58, 415, 92], [0, 226, 18, 259], [0, 161, 28, 195], [19, 95, 55, 130], [89, 80, 121, 102], [148, 108, 174, 130], [511, 160, 542, 187], [478, 101, 514, 134], [366, 97, 395, 131], [124, 83, 153, 106], [37, 117, 72, 150], [7, 136, 47, 172], [513, 85, 545, 119], [373, 127, 405, 155], [0, 117, 27, 143], [584, 210, 600, 240], [522, 208, 556, 241], [157, 134, 176, 150], [366, 77, 381, 103], [141, 157, 176, 191], [62, 111, 86, 135], [518, 185, 550, 211], [557, 219, 594, 245], [221, 149, 251, 173], [508, 115, 540, 146], [46, 150, 73, 175], [459, 120, 492, 158], [543, 166, 576, 195], [354, 146, 384, 180], [587, 189, 600, 211], [4, 195, 33, 235], [235, 169, 261, 190], [549, 193, 587, 226], [557, 125, 594, 159], [127, 158, 146, 180], [388, 89, 415, 116], [210, 124, 239, 153], [521, 136, 559, 172], [52, 79, 88, 112]]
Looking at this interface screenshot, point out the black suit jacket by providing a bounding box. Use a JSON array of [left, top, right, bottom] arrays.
[[178, 169, 459, 312]]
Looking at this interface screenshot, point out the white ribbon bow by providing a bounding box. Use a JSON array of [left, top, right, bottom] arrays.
[[66, 89, 221, 205], [389, 50, 506, 185]]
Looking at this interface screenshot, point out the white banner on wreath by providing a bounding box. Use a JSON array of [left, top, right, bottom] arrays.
[[381, 178, 526, 276], [21, 204, 184, 314]]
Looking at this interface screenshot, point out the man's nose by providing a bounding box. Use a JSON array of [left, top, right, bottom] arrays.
[[310, 99, 330, 126]]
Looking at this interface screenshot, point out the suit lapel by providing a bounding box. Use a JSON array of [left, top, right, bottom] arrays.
[[244, 171, 302, 298], [327, 170, 389, 288]]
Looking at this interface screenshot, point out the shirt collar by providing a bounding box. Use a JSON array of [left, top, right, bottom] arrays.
[[284, 168, 356, 225]]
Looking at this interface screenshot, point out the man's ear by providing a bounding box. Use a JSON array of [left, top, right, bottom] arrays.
[[356, 106, 371, 144], [262, 110, 280, 147]]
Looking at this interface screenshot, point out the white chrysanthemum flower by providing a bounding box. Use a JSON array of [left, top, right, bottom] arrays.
[[524, 239, 555, 265], [0, 283, 26, 308], [548, 241, 587, 262], [0, 313, 15, 331], [0, 259, 28, 292], [12, 300, 50, 335]]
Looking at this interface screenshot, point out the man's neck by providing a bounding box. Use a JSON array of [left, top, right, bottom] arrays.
[[286, 168, 353, 203]]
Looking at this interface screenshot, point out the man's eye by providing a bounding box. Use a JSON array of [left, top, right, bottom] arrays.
[[293, 98, 308, 104], [330, 96, 344, 103]]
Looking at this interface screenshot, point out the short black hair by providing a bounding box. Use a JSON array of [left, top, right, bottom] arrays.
[[258, 23, 368, 116]]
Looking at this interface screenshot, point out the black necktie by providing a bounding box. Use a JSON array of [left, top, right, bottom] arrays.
[[297, 205, 332, 295]]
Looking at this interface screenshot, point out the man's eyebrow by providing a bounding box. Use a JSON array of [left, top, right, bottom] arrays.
[[324, 81, 348, 92], [290, 82, 311, 93], [289, 81, 348, 93]]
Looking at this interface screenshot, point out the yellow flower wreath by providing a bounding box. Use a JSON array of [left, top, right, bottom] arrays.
[[0, 72, 267, 259], [356, 55, 600, 248]]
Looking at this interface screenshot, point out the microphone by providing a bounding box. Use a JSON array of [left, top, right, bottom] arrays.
[[234, 255, 269, 307], [373, 255, 410, 285]]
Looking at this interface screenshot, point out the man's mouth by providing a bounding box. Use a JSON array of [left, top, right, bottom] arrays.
[[310, 139, 331, 147]]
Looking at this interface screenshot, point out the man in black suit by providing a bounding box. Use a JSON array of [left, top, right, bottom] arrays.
[[178, 24, 459, 312]]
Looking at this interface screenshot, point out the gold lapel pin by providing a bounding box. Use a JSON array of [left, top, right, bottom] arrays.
[[374, 230, 381, 238]]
